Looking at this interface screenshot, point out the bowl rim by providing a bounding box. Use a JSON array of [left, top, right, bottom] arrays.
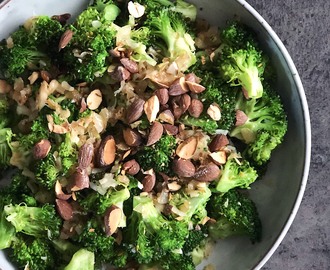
[[235, 0, 311, 269]]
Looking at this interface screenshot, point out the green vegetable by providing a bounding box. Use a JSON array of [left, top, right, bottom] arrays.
[[64, 248, 95, 270]]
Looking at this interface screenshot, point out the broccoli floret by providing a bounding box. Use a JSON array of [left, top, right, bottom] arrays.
[[0, 95, 9, 115], [58, 133, 78, 174], [147, 9, 196, 71], [207, 189, 262, 242], [219, 21, 267, 99], [180, 115, 218, 134], [10, 235, 56, 270], [127, 196, 190, 264], [62, 1, 120, 82], [34, 154, 59, 190], [77, 219, 116, 264], [182, 226, 207, 253], [136, 134, 176, 174], [215, 158, 258, 193], [169, 185, 212, 224], [230, 85, 288, 165], [0, 196, 16, 249], [63, 248, 95, 270], [0, 46, 49, 80], [0, 128, 13, 170], [4, 203, 61, 239]]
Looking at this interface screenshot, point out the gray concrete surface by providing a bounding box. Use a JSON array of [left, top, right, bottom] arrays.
[[247, 0, 330, 269]]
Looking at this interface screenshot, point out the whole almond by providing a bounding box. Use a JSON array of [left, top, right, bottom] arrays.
[[96, 135, 116, 167], [176, 136, 198, 159], [194, 163, 221, 182], [188, 99, 203, 118], [186, 81, 206, 94], [142, 171, 156, 192], [104, 205, 122, 236], [123, 128, 142, 147], [33, 139, 51, 160], [172, 159, 196, 177], [144, 95, 160, 123], [58, 29, 73, 51], [179, 94, 191, 114], [158, 109, 175, 125], [78, 143, 94, 169], [163, 124, 179, 135], [122, 159, 140, 175], [235, 110, 249, 126], [168, 77, 189, 96], [146, 121, 163, 146], [208, 134, 229, 152], [155, 88, 169, 105], [120, 58, 139, 73], [126, 98, 145, 123], [56, 199, 73, 221]]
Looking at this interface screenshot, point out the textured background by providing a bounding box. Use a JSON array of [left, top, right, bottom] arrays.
[[247, 0, 330, 269]]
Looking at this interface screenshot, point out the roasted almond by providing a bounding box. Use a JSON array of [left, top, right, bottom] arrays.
[[40, 70, 51, 82], [146, 121, 163, 146], [171, 96, 183, 120], [104, 205, 122, 236], [51, 13, 71, 25], [155, 88, 169, 105], [172, 159, 196, 177], [122, 159, 140, 175], [58, 29, 73, 51], [185, 81, 206, 94], [208, 134, 229, 152], [126, 98, 145, 123], [194, 163, 221, 182], [188, 99, 203, 118], [168, 77, 189, 96], [176, 136, 198, 159], [185, 73, 201, 84], [33, 139, 51, 160], [120, 58, 139, 73], [112, 65, 131, 81], [123, 128, 142, 147], [86, 89, 102, 110], [96, 135, 116, 167], [142, 169, 156, 192], [144, 95, 160, 123], [207, 103, 221, 121], [78, 143, 94, 169], [180, 94, 191, 114], [163, 124, 179, 135], [209, 151, 227, 165], [158, 109, 175, 125], [235, 110, 248, 126], [68, 168, 90, 191], [56, 199, 73, 221], [55, 181, 71, 200]]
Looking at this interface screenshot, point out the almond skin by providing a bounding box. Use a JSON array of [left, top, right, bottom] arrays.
[[58, 29, 73, 51], [235, 110, 249, 126], [96, 135, 116, 167], [78, 143, 94, 169], [185, 81, 206, 93], [180, 94, 191, 114], [208, 134, 229, 152], [142, 171, 156, 192], [168, 77, 189, 96], [126, 98, 145, 123], [122, 159, 140, 175], [33, 139, 51, 160], [123, 128, 142, 147], [155, 88, 169, 105], [56, 199, 73, 221], [146, 121, 163, 146], [163, 124, 179, 135], [194, 163, 221, 182], [172, 159, 196, 177], [188, 99, 203, 118], [120, 58, 139, 73], [68, 168, 90, 191]]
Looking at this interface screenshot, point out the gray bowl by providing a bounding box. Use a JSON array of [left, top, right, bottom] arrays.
[[0, 0, 311, 269]]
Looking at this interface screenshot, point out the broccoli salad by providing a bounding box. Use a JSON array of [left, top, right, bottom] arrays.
[[0, 0, 288, 269]]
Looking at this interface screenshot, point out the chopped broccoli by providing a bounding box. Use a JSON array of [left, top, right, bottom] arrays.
[[147, 9, 196, 71], [219, 22, 267, 99], [180, 115, 218, 134], [0, 196, 16, 249], [136, 134, 176, 174], [58, 133, 78, 174], [0, 128, 13, 170], [215, 158, 258, 193], [63, 248, 95, 270], [230, 85, 288, 165], [207, 189, 262, 242], [4, 203, 61, 239], [34, 154, 59, 190], [10, 235, 56, 270]]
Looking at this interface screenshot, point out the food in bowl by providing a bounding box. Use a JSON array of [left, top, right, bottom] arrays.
[[0, 0, 289, 269]]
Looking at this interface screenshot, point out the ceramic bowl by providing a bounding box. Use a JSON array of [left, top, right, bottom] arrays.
[[0, 0, 311, 269]]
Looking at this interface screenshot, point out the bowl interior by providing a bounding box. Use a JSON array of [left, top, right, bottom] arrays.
[[0, 0, 310, 269]]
